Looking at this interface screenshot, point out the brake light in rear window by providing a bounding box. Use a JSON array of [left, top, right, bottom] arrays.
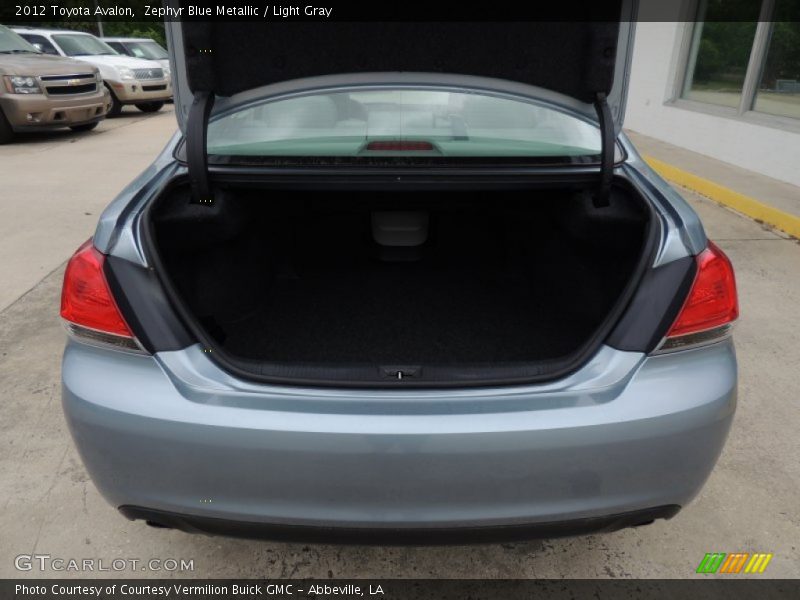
[[365, 141, 435, 152]]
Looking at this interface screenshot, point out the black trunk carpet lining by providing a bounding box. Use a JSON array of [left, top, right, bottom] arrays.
[[219, 262, 602, 365]]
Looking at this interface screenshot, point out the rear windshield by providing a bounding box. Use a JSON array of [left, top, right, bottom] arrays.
[[206, 88, 602, 162], [53, 34, 117, 57]]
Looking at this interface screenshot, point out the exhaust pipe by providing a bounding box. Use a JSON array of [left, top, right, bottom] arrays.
[[145, 520, 172, 529]]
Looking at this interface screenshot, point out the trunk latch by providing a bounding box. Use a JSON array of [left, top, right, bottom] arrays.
[[380, 366, 422, 380]]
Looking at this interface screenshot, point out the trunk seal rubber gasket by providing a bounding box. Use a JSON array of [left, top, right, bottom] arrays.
[[139, 172, 657, 389]]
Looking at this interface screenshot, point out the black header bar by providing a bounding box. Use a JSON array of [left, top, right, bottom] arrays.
[[1, 0, 775, 23]]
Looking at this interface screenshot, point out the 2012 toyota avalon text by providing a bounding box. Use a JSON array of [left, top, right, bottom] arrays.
[[60, 3, 738, 543]]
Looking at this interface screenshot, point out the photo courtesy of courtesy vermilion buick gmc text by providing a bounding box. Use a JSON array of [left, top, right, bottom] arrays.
[[59, 0, 739, 543]]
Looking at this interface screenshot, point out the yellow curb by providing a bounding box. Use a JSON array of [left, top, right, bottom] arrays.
[[644, 155, 800, 240]]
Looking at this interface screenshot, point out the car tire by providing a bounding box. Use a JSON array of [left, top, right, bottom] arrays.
[[69, 122, 99, 132], [0, 108, 14, 144], [106, 86, 123, 117], [135, 101, 164, 113]]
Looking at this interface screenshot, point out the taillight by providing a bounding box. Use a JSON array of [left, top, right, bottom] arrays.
[[60, 239, 142, 352], [658, 241, 738, 352]]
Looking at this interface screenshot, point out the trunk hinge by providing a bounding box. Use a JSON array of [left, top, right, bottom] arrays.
[[187, 91, 215, 205], [594, 92, 614, 208]]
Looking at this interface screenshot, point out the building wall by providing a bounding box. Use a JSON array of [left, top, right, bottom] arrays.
[[625, 21, 800, 187]]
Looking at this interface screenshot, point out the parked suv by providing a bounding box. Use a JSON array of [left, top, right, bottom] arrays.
[[0, 25, 109, 143], [14, 27, 171, 116]]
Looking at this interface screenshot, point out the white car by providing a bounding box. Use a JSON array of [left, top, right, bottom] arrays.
[[13, 28, 171, 116]]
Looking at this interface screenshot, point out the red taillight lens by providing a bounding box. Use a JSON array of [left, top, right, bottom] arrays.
[[365, 140, 435, 152], [666, 241, 739, 338], [60, 239, 133, 338]]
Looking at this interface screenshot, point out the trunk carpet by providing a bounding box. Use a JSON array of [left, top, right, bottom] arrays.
[[153, 192, 647, 376], [219, 261, 599, 365]]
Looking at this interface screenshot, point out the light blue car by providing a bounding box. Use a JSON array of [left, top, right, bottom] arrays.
[[60, 10, 739, 543]]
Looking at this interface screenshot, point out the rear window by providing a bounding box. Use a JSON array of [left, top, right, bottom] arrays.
[[206, 88, 602, 162]]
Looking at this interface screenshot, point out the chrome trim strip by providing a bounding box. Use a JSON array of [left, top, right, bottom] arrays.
[[63, 321, 148, 355], [652, 323, 735, 355], [132, 67, 165, 81], [39, 73, 96, 82]]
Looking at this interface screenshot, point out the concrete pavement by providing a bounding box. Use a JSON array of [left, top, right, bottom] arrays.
[[628, 130, 800, 221], [0, 106, 177, 312], [0, 110, 798, 579]]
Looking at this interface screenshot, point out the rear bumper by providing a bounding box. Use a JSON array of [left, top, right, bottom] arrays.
[[62, 340, 736, 539], [119, 505, 680, 544], [1, 90, 109, 130]]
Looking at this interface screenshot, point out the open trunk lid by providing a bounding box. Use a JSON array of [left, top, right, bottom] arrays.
[[165, 2, 636, 133], [163, 2, 637, 208]]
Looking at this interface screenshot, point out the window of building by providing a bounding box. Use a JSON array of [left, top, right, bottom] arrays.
[[679, 0, 800, 122], [681, 1, 760, 107], [752, 1, 800, 119]]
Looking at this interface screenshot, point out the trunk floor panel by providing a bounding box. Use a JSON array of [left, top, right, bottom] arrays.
[[153, 190, 648, 377], [218, 263, 599, 365]]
